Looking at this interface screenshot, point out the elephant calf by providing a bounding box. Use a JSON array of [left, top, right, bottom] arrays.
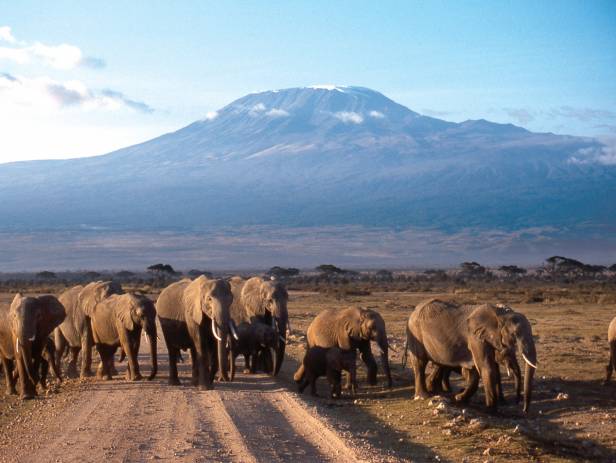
[[231, 321, 277, 376], [605, 316, 616, 385], [295, 346, 357, 398], [91, 293, 158, 381]]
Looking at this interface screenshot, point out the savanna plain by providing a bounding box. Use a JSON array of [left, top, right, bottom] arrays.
[[0, 275, 615, 462]]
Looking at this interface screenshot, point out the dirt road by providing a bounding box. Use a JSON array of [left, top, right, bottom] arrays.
[[0, 340, 376, 463]]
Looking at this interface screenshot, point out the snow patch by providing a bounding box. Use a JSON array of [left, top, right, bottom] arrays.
[[203, 111, 218, 121], [266, 108, 289, 117], [335, 111, 363, 124], [369, 110, 385, 119], [308, 84, 346, 92]]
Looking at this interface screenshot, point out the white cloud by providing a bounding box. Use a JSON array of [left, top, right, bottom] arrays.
[[204, 111, 218, 121], [249, 103, 267, 117], [334, 111, 363, 124], [369, 110, 385, 119], [568, 144, 616, 166], [0, 26, 16, 44], [266, 108, 289, 117], [0, 73, 152, 113], [0, 25, 104, 69]]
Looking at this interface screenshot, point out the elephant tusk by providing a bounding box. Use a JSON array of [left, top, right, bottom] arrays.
[[211, 319, 222, 342], [28, 335, 35, 342], [287, 320, 292, 335], [229, 321, 239, 341], [15, 338, 19, 354], [522, 353, 538, 370], [506, 366, 511, 377]]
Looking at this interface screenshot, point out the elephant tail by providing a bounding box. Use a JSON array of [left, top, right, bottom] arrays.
[[401, 325, 410, 368]]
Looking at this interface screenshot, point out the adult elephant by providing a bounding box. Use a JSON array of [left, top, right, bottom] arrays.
[[405, 299, 537, 413], [0, 294, 65, 399], [605, 316, 616, 385], [230, 276, 289, 376], [294, 307, 393, 388], [91, 293, 158, 381], [157, 276, 234, 389], [54, 281, 123, 378]]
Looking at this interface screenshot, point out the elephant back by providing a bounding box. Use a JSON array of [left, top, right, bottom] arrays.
[[91, 294, 122, 345], [306, 308, 355, 349], [156, 279, 191, 322], [79, 281, 124, 317]]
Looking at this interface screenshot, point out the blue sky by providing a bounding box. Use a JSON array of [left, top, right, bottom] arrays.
[[1, 1, 615, 163]]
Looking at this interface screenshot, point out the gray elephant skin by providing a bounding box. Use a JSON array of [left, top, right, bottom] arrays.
[[231, 321, 277, 378], [294, 307, 392, 388], [605, 316, 616, 385], [229, 276, 289, 375], [157, 276, 234, 389], [405, 299, 537, 413], [0, 294, 65, 399], [297, 346, 357, 398], [91, 293, 158, 381], [54, 281, 123, 378]]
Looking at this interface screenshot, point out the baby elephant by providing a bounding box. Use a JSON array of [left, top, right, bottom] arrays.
[[295, 346, 357, 398], [232, 321, 277, 375]]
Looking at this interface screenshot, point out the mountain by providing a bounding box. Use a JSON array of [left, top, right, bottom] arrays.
[[0, 85, 615, 243]]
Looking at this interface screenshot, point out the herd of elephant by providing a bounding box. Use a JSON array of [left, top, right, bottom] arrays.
[[0, 275, 615, 418]]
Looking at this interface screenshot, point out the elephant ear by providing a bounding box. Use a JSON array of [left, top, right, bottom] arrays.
[[183, 276, 207, 325], [241, 277, 266, 317], [467, 305, 502, 348], [36, 295, 66, 334], [115, 295, 136, 331]]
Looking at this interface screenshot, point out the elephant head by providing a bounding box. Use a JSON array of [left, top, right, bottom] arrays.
[[467, 304, 536, 413], [184, 276, 234, 381], [242, 277, 289, 375], [117, 294, 158, 380], [358, 308, 392, 387], [79, 280, 124, 317], [498, 311, 537, 413], [9, 294, 65, 397]]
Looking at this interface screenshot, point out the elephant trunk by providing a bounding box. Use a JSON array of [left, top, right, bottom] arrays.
[[17, 337, 37, 386], [273, 312, 288, 376], [146, 323, 158, 380], [212, 303, 230, 382], [377, 333, 393, 388], [519, 335, 537, 413]]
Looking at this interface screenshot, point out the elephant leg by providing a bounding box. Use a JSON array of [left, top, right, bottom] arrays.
[[120, 330, 142, 381], [80, 321, 94, 378], [454, 367, 479, 403], [243, 354, 251, 374], [39, 357, 50, 389], [410, 352, 429, 399], [67, 346, 80, 379], [249, 351, 258, 374], [298, 376, 309, 393], [167, 347, 181, 386], [358, 342, 378, 386], [442, 368, 454, 393], [54, 329, 67, 378], [16, 350, 36, 400], [604, 341, 615, 385], [427, 364, 445, 394], [190, 348, 199, 386], [310, 376, 318, 397], [495, 364, 507, 405], [1, 358, 17, 395], [510, 359, 522, 403]]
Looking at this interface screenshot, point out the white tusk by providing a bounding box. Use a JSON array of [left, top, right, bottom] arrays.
[[28, 335, 36, 342], [506, 366, 511, 377], [211, 319, 222, 341], [15, 338, 19, 354], [522, 353, 538, 369], [229, 321, 239, 341], [287, 320, 292, 334]]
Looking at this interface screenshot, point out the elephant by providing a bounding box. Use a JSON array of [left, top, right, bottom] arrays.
[[157, 276, 234, 389], [230, 321, 277, 378], [294, 307, 392, 388], [296, 346, 357, 398], [405, 299, 537, 413], [229, 276, 289, 376], [0, 294, 65, 399], [54, 281, 123, 378], [90, 293, 158, 381], [605, 316, 616, 385]]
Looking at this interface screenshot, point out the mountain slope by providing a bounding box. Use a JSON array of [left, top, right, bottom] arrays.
[[0, 85, 614, 234]]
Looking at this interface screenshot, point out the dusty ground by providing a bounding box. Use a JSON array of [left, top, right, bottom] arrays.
[[1, 288, 615, 462]]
